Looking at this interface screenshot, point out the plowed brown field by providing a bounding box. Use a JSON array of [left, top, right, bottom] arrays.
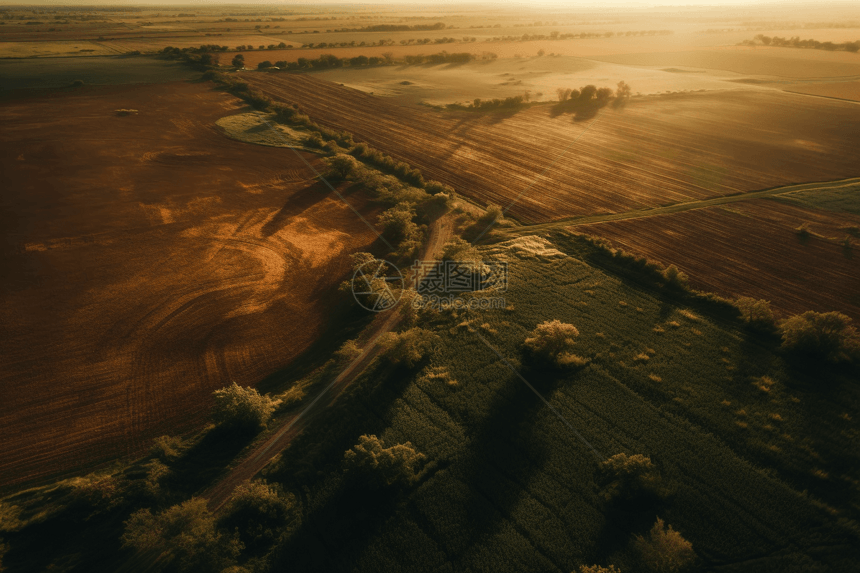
[[581, 199, 860, 319], [0, 82, 381, 488], [243, 73, 860, 223]]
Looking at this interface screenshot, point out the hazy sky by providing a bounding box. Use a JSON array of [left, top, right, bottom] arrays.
[[4, 0, 853, 7]]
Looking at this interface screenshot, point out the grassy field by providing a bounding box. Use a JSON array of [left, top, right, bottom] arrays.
[[0, 56, 196, 91], [779, 180, 860, 216], [257, 230, 860, 573]]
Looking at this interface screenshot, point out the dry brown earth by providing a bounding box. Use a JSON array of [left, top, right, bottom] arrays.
[[244, 72, 860, 222], [0, 81, 381, 487], [581, 199, 860, 319]]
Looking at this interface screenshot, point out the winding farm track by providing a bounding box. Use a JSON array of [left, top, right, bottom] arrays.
[[204, 215, 451, 512], [243, 72, 860, 223]]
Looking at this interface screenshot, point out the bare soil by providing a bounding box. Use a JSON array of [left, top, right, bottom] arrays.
[[0, 81, 382, 488], [244, 72, 860, 223], [581, 199, 860, 319]]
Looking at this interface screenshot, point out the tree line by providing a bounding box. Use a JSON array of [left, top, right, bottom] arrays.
[[250, 50, 487, 71], [741, 34, 860, 52]]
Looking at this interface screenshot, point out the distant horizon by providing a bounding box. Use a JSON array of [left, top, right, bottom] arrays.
[[3, 0, 860, 9]]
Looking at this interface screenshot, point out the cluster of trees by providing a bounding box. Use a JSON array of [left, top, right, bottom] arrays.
[[159, 45, 229, 68], [554, 82, 630, 115], [742, 34, 860, 52], [233, 42, 289, 51], [780, 310, 860, 363], [121, 480, 299, 572], [333, 22, 448, 33], [211, 382, 276, 433], [398, 37, 477, 45], [402, 51, 477, 65], [487, 30, 672, 42], [462, 94, 528, 110], [378, 328, 439, 367], [343, 435, 425, 488], [253, 52, 392, 71]]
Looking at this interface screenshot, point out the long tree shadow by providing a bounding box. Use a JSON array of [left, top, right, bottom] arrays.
[[260, 179, 333, 238], [265, 360, 421, 572], [418, 354, 595, 572]]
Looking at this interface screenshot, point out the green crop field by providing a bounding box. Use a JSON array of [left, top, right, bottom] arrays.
[[778, 181, 860, 217], [259, 231, 860, 573]]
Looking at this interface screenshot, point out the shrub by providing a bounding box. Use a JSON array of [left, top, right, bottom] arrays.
[[257, 60, 273, 69], [780, 311, 860, 362], [523, 319, 586, 368], [441, 237, 480, 262], [424, 180, 455, 195], [577, 566, 621, 573], [70, 79, 85, 87], [211, 382, 276, 431], [633, 517, 695, 572], [735, 297, 775, 330], [150, 435, 184, 462], [343, 435, 425, 488], [143, 459, 171, 498], [220, 481, 297, 554], [334, 339, 363, 363], [122, 499, 241, 572], [597, 453, 666, 504], [477, 203, 504, 227], [378, 203, 421, 251], [379, 328, 439, 367], [662, 265, 689, 290], [302, 132, 325, 149], [231, 53, 244, 68]]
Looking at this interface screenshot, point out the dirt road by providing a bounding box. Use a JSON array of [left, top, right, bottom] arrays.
[[204, 215, 451, 511]]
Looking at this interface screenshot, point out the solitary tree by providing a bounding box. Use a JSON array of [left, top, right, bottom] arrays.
[[122, 499, 241, 573], [150, 435, 184, 462], [220, 481, 297, 554], [735, 297, 775, 329], [231, 53, 244, 68], [633, 517, 695, 572], [343, 435, 425, 488], [212, 382, 276, 431], [616, 80, 632, 99], [523, 319, 587, 368], [379, 328, 439, 367], [597, 453, 666, 503]]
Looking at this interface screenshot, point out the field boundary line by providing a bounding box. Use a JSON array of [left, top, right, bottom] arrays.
[[499, 176, 860, 235]]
